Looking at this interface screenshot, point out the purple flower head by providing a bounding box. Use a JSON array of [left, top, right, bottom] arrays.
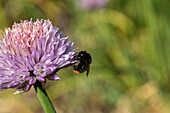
[[0, 19, 77, 92], [78, 0, 108, 10]]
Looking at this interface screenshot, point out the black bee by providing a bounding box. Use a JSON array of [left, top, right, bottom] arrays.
[[72, 51, 92, 76]]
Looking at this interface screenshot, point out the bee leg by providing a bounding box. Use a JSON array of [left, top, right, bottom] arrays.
[[72, 65, 80, 74]]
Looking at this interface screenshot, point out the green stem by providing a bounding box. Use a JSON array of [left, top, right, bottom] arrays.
[[34, 81, 56, 113]]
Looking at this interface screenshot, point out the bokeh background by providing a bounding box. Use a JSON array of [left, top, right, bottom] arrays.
[[0, 0, 170, 113]]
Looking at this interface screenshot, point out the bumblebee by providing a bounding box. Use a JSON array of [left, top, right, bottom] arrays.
[[72, 51, 92, 76]]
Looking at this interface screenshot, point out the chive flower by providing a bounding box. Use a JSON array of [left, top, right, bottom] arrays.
[[0, 19, 77, 92], [78, 0, 108, 10]]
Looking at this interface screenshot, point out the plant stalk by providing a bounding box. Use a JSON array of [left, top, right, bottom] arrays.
[[34, 81, 56, 113]]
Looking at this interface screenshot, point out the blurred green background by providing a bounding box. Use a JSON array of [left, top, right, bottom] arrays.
[[0, 0, 170, 113]]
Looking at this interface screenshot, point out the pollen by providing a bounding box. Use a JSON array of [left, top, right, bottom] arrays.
[[73, 70, 80, 74]]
